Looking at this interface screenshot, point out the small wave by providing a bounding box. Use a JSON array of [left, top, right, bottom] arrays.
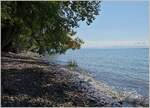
[[111, 86, 149, 107], [75, 69, 149, 107]]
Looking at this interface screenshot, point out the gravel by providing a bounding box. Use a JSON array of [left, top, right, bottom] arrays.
[[1, 52, 148, 107]]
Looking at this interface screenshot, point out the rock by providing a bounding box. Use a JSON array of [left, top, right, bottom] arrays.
[[118, 101, 123, 105], [60, 102, 73, 107], [141, 98, 149, 107], [111, 101, 122, 107]]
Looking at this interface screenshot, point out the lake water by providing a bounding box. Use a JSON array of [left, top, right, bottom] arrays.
[[47, 48, 149, 98]]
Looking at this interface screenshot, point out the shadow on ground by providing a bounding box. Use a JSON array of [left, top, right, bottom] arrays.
[[1, 67, 88, 107]]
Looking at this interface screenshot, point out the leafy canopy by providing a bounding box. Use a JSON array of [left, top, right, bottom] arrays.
[[1, 1, 101, 54]]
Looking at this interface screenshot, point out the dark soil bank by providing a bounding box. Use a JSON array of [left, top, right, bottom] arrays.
[[1, 52, 148, 107]]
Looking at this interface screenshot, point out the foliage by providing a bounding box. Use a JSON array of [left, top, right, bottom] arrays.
[[1, 1, 101, 54], [67, 60, 78, 67]]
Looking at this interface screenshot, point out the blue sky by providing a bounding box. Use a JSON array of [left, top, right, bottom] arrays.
[[75, 1, 149, 48]]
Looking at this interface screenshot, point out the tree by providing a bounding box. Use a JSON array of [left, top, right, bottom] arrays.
[[1, 1, 101, 54]]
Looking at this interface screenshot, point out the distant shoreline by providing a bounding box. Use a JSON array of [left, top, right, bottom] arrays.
[[81, 47, 149, 49]]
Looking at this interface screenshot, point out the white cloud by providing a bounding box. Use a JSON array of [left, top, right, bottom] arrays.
[[82, 40, 149, 48]]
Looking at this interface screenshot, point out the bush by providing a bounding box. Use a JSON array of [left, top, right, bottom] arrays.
[[67, 60, 78, 68]]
